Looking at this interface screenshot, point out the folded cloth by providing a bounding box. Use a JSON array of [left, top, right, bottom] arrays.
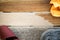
[[50, 5, 60, 17], [0, 25, 19, 40], [50, 0, 60, 7]]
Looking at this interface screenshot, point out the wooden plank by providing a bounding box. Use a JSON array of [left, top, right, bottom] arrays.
[[37, 14, 60, 26], [0, 0, 50, 4], [0, 2, 50, 12]]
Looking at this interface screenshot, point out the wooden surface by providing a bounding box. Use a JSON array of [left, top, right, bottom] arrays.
[[37, 14, 60, 27], [0, 1, 60, 27], [0, 0, 50, 3], [0, 2, 50, 12]]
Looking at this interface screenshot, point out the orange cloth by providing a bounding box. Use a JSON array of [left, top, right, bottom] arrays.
[[50, 0, 60, 7], [51, 5, 60, 17], [50, 0, 60, 17]]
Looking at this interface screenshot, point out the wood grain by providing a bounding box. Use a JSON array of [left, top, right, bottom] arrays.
[[0, 2, 50, 12], [37, 14, 60, 26]]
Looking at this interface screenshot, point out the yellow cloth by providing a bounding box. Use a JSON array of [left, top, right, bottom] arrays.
[[50, 0, 60, 7], [50, 5, 60, 17]]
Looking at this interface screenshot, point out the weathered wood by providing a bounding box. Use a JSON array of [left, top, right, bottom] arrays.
[[0, 0, 50, 4], [0, 2, 50, 12], [37, 14, 60, 26]]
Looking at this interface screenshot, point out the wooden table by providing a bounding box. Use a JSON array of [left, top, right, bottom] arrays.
[[0, 1, 60, 27], [37, 14, 60, 27], [0, 2, 50, 12]]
